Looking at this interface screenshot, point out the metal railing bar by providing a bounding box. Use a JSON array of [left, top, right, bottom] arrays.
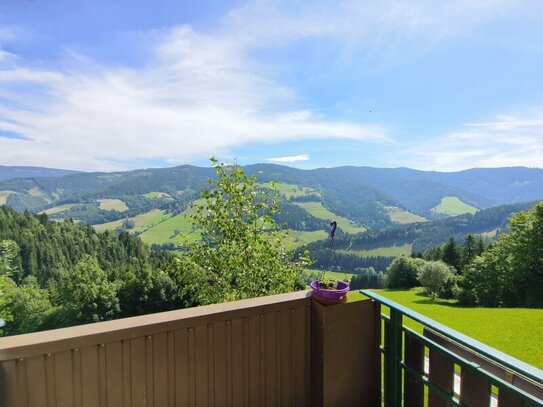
[[401, 328, 543, 406], [362, 290, 543, 384], [401, 362, 462, 407]]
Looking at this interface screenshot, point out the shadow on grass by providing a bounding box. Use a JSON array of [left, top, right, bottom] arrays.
[[383, 288, 466, 308], [413, 298, 461, 307]]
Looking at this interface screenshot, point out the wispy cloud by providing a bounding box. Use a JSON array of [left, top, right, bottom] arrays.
[[267, 154, 310, 163], [0, 0, 540, 170], [408, 109, 543, 170], [0, 20, 389, 171]]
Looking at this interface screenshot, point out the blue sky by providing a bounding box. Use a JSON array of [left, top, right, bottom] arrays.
[[0, 0, 542, 171]]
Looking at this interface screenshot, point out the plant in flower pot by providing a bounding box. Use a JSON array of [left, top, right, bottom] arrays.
[[311, 220, 350, 305]]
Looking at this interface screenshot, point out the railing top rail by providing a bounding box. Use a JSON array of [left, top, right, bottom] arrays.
[[0, 290, 311, 361], [361, 289, 543, 385]]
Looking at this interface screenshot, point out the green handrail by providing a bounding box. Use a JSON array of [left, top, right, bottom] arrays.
[[361, 289, 543, 406], [362, 289, 543, 384]]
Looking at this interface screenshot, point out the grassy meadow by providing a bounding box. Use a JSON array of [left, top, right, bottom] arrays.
[[348, 288, 543, 368], [262, 182, 320, 199], [432, 196, 478, 216], [38, 203, 76, 215], [338, 243, 412, 257], [295, 201, 365, 234], [284, 229, 328, 248], [143, 191, 172, 199], [385, 206, 426, 224], [0, 191, 15, 205], [97, 198, 129, 211]]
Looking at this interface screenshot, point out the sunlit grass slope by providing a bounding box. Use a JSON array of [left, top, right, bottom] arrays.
[[432, 197, 477, 216], [296, 201, 365, 234], [348, 288, 543, 368]]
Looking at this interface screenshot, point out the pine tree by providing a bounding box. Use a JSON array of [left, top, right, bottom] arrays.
[[461, 234, 477, 268], [442, 237, 461, 272]]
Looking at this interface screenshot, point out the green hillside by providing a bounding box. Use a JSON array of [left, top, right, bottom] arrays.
[[385, 206, 426, 224], [97, 198, 129, 211], [432, 196, 478, 215], [295, 201, 365, 233], [1, 164, 542, 228], [338, 243, 412, 257], [0, 191, 16, 205], [262, 182, 320, 198], [144, 191, 172, 199]]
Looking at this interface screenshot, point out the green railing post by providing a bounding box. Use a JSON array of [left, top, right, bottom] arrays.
[[386, 308, 403, 406]]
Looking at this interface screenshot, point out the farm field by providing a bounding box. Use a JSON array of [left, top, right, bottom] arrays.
[[144, 191, 172, 199], [38, 203, 76, 216], [311, 270, 355, 281], [0, 191, 15, 205], [97, 198, 129, 211], [295, 201, 365, 234], [432, 196, 477, 216], [131, 209, 171, 232], [138, 206, 200, 245], [348, 288, 543, 368], [478, 228, 499, 240], [92, 218, 125, 232], [284, 229, 328, 248], [262, 182, 319, 198], [385, 206, 426, 224], [339, 243, 412, 257], [92, 209, 169, 233]]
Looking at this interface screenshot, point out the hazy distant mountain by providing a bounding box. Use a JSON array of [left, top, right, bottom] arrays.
[[0, 164, 541, 229], [0, 166, 79, 181]]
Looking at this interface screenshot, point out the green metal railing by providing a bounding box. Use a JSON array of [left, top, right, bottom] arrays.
[[362, 290, 543, 407]]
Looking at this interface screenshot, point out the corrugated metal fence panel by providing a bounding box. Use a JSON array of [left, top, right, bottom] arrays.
[[0, 292, 311, 407]]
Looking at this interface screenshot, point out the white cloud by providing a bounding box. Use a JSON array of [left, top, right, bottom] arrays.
[[0, 20, 390, 171], [222, 0, 541, 65], [267, 154, 310, 163], [0, 0, 540, 170], [408, 109, 543, 171]]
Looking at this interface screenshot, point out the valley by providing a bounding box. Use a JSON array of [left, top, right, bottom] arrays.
[[1, 164, 541, 273]]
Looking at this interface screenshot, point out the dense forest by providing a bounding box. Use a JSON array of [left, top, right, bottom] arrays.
[[0, 162, 310, 336], [0, 205, 187, 336], [1, 161, 541, 338], [385, 202, 543, 308]]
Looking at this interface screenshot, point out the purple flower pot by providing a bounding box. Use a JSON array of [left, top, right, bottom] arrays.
[[310, 280, 350, 305]]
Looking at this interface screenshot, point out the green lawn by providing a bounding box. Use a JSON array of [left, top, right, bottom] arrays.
[[348, 288, 543, 368], [432, 197, 478, 216], [338, 243, 412, 257], [295, 201, 365, 234]]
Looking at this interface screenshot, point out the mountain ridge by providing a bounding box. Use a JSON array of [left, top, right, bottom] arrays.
[[0, 164, 542, 229]]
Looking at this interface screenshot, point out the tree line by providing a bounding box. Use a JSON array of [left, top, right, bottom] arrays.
[[0, 160, 309, 336], [384, 202, 543, 307]]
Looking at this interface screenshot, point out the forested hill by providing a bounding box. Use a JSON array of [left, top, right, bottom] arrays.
[[0, 205, 184, 334], [304, 201, 537, 272], [0, 166, 79, 181], [1, 164, 542, 229]]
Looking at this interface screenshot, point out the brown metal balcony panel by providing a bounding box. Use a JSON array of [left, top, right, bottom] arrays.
[[0, 291, 313, 407]]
